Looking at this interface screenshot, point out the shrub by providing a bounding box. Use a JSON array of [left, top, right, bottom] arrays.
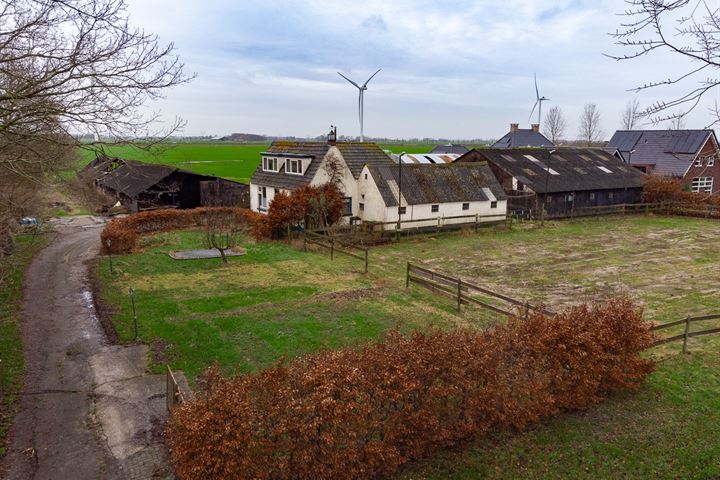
[[266, 183, 345, 237], [100, 207, 267, 254], [643, 175, 720, 205], [167, 298, 654, 480]]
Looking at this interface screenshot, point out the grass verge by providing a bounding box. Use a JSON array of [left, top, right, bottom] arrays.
[[0, 234, 47, 457]]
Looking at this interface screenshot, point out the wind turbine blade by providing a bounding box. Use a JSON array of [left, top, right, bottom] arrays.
[[529, 100, 539, 123], [534, 73, 539, 100], [337, 72, 361, 89], [362, 68, 382, 87]]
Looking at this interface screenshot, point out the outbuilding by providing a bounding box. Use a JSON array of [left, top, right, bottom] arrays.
[[357, 163, 507, 230]]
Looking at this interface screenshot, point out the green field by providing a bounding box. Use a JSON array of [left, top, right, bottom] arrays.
[[0, 234, 47, 455], [95, 215, 720, 478], [77, 142, 441, 184]]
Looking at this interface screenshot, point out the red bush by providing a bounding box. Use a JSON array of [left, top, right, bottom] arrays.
[[643, 175, 720, 205], [167, 298, 655, 480], [266, 183, 345, 237], [100, 207, 268, 254]]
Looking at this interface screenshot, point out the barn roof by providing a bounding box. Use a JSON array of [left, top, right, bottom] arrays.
[[430, 144, 470, 154], [492, 129, 555, 149], [366, 163, 506, 207], [96, 159, 177, 197], [461, 148, 645, 194], [605, 130, 715, 176], [250, 141, 393, 190]]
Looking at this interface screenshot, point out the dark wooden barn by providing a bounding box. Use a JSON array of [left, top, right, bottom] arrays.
[[80, 156, 250, 212], [454, 148, 646, 217]]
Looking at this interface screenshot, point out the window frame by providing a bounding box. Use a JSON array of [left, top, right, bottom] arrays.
[[462, 202, 470, 211], [691, 176, 714, 192], [431, 204, 439, 213], [342, 197, 353, 216], [262, 157, 279, 172], [490, 201, 498, 209], [286, 158, 303, 175]]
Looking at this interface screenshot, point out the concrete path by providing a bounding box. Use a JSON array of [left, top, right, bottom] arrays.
[[1, 217, 173, 480]]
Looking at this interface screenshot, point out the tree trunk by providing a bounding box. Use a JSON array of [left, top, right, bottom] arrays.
[[218, 248, 228, 264]]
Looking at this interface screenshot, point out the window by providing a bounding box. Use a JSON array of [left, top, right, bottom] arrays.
[[342, 197, 352, 216], [490, 201, 498, 209], [399, 206, 406, 215], [589, 193, 595, 200], [691, 176, 714, 192], [359, 202, 365, 212], [597, 166, 613, 174], [695, 158, 703, 167], [262, 157, 279, 172], [431, 204, 439, 213], [709, 157, 716, 167], [462, 202, 470, 211], [286, 158, 302, 175], [365, 173, 368, 179], [566, 193, 574, 202], [258, 186, 268, 211], [608, 192, 614, 200]]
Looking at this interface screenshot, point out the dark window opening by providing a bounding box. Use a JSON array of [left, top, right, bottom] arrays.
[[431, 204, 439, 213], [490, 201, 498, 209], [343, 197, 352, 216], [399, 206, 407, 215], [359, 202, 364, 211], [462, 202, 470, 210]]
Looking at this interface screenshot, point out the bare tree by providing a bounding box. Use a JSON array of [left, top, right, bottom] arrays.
[[0, 0, 192, 255], [205, 210, 247, 265], [543, 106, 567, 144], [621, 99, 641, 130], [609, 1, 720, 126], [578, 103, 604, 146], [668, 114, 687, 130]]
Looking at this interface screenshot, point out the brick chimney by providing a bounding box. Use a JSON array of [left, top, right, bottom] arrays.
[[531, 124, 540, 133], [510, 123, 519, 133]]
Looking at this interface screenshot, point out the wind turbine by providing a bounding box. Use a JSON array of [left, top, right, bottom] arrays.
[[529, 73, 549, 125], [337, 68, 381, 142]]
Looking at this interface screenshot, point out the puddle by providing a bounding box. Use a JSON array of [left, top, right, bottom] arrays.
[[80, 289, 101, 339]]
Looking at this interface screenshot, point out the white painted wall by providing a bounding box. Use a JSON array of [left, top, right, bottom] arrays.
[[357, 165, 507, 230], [249, 183, 280, 213]]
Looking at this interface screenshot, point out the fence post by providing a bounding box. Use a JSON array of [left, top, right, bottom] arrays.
[[129, 288, 138, 339], [524, 302, 530, 320], [287, 224, 291, 246], [330, 238, 334, 260], [475, 214, 479, 233], [682, 315, 691, 354], [364, 248, 368, 274], [406, 262, 410, 288], [456, 278, 462, 313], [437, 217, 441, 234], [303, 232, 307, 252]]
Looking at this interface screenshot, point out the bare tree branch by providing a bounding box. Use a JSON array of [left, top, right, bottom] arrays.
[[542, 106, 566, 144], [578, 103, 604, 146]]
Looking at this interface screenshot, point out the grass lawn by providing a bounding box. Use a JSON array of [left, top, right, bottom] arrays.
[[0, 234, 47, 456], [74, 142, 457, 184], [96, 215, 720, 478]]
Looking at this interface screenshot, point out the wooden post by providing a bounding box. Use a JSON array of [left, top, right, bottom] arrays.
[[330, 238, 334, 260], [406, 262, 410, 288], [475, 213, 479, 233], [437, 216, 441, 234], [682, 315, 691, 354], [303, 232, 307, 252], [456, 278, 462, 313], [524, 302, 530, 320], [364, 248, 368, 274]]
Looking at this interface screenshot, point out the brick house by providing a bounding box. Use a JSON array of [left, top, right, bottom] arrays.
[[606, 130, 720, 194]]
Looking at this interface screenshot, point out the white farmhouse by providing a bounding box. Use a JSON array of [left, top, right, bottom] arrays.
[[356, 163, 507, 230], [249, 136, 394, 217]]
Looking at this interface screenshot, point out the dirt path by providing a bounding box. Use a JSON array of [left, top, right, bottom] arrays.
[[1, 217, 172, 480]]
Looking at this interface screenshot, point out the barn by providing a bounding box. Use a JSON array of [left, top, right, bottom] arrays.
[[455, 148, 645, 217], [80, 156, 250, 212]]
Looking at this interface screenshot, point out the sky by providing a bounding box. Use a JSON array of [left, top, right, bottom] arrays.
[[126, 0, 719, 141]]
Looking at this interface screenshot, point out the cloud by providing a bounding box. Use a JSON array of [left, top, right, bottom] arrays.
[[125, 0, 710, 139]]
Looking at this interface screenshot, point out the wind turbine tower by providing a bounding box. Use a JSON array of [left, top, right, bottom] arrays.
[[337, 69, 381, 142], [529, 73, 550, 125]]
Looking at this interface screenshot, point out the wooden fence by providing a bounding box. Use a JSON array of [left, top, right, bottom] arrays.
[[304, 231, 369, 273], [406, 262, 553, 317], [650, 313, 720, 353], [166, 365, 185, 412]]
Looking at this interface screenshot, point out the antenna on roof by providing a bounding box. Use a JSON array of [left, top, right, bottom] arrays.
[[337, 68, 381, 142], [529, 73, 550, 126]]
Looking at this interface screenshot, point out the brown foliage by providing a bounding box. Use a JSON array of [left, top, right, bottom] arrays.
[[643, 175, 720, 205], [167, 298, 654, 480], [266, 183, 345, 237], [100, 207, 267, 254]]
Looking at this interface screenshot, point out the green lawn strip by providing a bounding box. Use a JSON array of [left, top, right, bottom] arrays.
[[0, 234, 47, 456], [405, 352, 720, 480]]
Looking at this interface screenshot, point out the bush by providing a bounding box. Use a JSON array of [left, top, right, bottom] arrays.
[[100, 207, 267, 254], [266, 183, 345, 238], [167, 298, 655, 480], [643, 175, 720, 205]]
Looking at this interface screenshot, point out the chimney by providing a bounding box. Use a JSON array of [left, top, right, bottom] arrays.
[[327, 125, 337, 145], [531, 123, 540, 133], [510, 123, 519, 133]]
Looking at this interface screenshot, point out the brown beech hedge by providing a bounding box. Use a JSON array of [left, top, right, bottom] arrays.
[[100, 207, 268, 254], [167, 299, 654, 480]]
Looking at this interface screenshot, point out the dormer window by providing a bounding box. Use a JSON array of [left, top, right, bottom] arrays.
[[263, 157, 279, 172], [287, 158, 303, 175]]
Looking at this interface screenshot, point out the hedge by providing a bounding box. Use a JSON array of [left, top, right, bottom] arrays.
[[167, 298, 655, 480], [100, 207, 268, 254]]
